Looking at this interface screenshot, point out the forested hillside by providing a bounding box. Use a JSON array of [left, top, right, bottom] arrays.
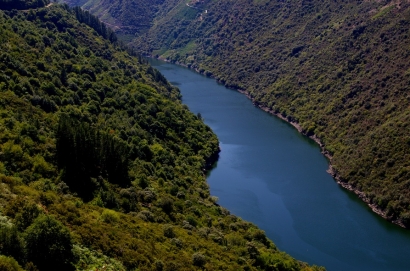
[[61, 0, 410, 228], [0, 0, 49, 10], [0, 2, 324, 271], [138, 0, 410, 228]]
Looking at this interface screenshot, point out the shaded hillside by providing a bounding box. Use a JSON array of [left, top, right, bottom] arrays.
[[126, 0, 410, 228], [0, 3, 324, 271], [60, 0, 165, 41], [0, 0, 49, 10]]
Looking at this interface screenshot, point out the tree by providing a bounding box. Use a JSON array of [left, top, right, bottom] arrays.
[[0, 226, 25, 264], [0, 255, 24, 271], [24, 215, 74, 271]]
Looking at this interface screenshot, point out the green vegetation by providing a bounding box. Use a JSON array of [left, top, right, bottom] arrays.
[[25, 215, 74, 270], [59, 0, 165, 40], [0, 3, 324, 270], [0, 0, 49, 10], [108, 0, 410, 227], [0, 256, 24, 271]]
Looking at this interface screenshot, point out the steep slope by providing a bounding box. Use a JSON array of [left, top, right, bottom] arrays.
[[59, 0, 165, 40], [0, 0, 49, 10], [0, 3, 324, 271], [118, 0, 410, 228], [57, 0, 410, 226]]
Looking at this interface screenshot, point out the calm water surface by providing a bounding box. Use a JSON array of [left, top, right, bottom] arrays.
[[150, 59, 410, 271]]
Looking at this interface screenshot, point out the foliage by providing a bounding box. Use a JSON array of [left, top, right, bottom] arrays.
[[192, 252, 206, 267], [0, 3, 323, 271], [0, 225, 25, 263], [72, 6, 117, 42], [118, 0, 410, 226], [56, 116, 130, 200], [24, 215, 74, 271], [61, 0, 165, 39], [0, 0, 49, 10], [0, 255, 24, 271], [72, 244, 126, 271]]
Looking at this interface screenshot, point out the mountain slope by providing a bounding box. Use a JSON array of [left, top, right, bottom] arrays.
[[141, 0, 410, 227], [0, 3, 324, 271], [71, 0, 410, 227], [59, 0, 165, 40]]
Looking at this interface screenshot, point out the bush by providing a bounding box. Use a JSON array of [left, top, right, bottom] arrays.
[[100, 209, 120, 224], [163, 224, 175, 238], [72, 245, 126, 271], [192, 252, 206, 267], [24, 215, 74, 271], [0, 255, 24, 271], [154, 260, 164, 271], [15, 203, 42, 231], [0, 226, 25, 264], [159, 197, 174, 214], [186, 216, 198, 227]]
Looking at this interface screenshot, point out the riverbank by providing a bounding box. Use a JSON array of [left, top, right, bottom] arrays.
[[148, 55, 408, 229], [236, 88, 407, 229]]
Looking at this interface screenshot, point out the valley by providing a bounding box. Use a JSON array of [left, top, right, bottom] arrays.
[[73, 0, 410, 228]]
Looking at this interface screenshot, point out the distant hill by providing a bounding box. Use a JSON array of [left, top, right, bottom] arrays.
[[59, 0, 165, 41], [61, 0, 410, 228], [0, 3, 324, 271], [0, 0, 49, 10]]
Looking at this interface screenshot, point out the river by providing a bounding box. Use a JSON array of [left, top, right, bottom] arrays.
[[149, 58, 410, 271]]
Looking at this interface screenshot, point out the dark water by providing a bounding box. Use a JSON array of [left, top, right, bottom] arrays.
[[150, 59, 410, 271]]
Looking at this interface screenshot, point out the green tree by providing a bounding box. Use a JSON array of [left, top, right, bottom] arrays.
[[0, 255, 24, 271], [0, 226, 25, 264], [24, 215, 74, 271]]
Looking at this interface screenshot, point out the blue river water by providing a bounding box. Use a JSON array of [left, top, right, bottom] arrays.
[[150, 58, 410, 271]]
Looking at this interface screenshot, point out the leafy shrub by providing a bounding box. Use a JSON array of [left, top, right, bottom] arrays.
[[14, 203, 42, 231], [24, 215, 74, 271], [0, 226, 25, 264], [137, 210, 155, 222], [72, 245, 126, 271], [100, 209, 119, 224], [163, 224, 175, 238], [192, 252, 206, 267], [154, 260, 164, 271], [0, 255, 24, 271], [159, 197, 174, 214], [186, 215, 198, 227]]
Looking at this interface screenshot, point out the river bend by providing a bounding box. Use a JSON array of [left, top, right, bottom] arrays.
[[150, 59, 410, 271]]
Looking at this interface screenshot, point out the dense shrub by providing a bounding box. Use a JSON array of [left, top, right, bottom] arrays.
[[24, 215, 74, 271], [0, 256, 24, 271], [0, 226, 25, 264]]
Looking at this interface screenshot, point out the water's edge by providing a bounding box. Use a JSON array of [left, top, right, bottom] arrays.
[[149, 56, 406, 229]]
